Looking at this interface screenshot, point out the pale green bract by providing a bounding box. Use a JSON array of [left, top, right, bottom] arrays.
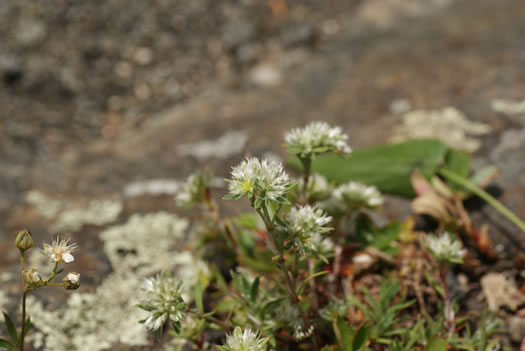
[[284, 121, 351, 158], [218, 326, 268, 351], [137, 273, 187, 333], [285, 205, 332, 255], [333, 181, 384, 209]]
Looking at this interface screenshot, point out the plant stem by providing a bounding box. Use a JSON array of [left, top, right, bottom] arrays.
[[439, 266, 454, 338], [19, 252, 26, 351], [439, 168, 525, 232], [20, 292, 27, 351], [300, 157, 312, 204]]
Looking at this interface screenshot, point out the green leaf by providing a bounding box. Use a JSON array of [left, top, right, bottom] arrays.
[[250, 276, 260, 304], [353, 324, 370, 351], [194, 280, 204, 314], [289, 139, 449, 197], [23, 316, 30, 338], [0, 338, 14, 350], [444, 149, 471, 192], [424, 336, 447, 351], [2, 312, 18, 345], [254, 196, 264, 209], [336, 316, 353, 351]]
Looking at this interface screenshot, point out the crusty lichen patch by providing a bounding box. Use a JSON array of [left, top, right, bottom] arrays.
[[27, 273, 149, 351], [100, 212, 189, 275], [28, 211, 209, 350], [177, 131, 247, 160], [390, 107, 491, 152], [25, 190, 123, 233]]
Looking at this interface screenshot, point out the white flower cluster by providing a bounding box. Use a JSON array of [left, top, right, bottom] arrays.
[[285, 205, 332, 254], [226, 157, 291, 202], [41, 236, 78, 263], [284, 121, 351, 158], [332, 181, 384, 209], [425, 232, 466, 264], [138, 273, 187, 332], [219, 326, 268, 351], [176, 171, 212, 208]]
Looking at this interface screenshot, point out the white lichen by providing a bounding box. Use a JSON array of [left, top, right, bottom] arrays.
[[51, 199, 122, 233], [100, 212, 189, 275], [491, 99, 525, 116], [124, 179, 181, 197], [177, 131, 248, 160], [390, 107, 491, 152], [26, 273, 150, 351]]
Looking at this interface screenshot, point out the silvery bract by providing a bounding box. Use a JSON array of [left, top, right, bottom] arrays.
[[285, 205, 332, 254], [41, 236, 78, 263], [333, 181, 384, 209], [426, 232, 466, 264], [218, 326, 268, 351], [284, 121, 351, 158], [138, 273, 187, 332], [225, 157, 291, 202]]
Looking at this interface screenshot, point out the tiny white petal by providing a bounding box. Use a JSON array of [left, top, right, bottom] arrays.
[[62, 253, 75, 263]]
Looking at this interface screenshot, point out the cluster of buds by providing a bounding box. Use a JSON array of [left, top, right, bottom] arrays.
[[425, 232, 466, 265], [176, 170, 214, 209], [15, 229, 80, 292]]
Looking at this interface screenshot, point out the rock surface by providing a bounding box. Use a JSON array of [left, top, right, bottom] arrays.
[[1, 0, 525, 349]]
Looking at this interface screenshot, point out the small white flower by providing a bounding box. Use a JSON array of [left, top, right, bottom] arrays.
[[294, 325, 314, 341], [67, 272, 80, 284], [138, 273, 187, 332], [40, 236, 78, 263], [285, 205, 332, 254], [332, 181, 384, 209], [63, 271, 80, 290], [221, 326, 268, 351], [425, 232, 466, 264], [226, 158, 291, 202], [284, 121, 351, 158]]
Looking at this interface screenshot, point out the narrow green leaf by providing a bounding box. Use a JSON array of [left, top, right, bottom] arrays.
[[353, 324, 370, 351], [194, 280, 204, 314], [254, 196, 263, 209], [23, 316, 30, 338], [2, 312, 18, 345], [424, 336, 447, 351], [250, 276, 260, 304], [0, 338, 14, 349], [336, 316, 353, 351]]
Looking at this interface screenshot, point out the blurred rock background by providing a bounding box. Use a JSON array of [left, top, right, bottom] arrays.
[[1, 0, 525, 349]]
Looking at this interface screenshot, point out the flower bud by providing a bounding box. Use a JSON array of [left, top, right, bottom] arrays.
[[15, 229, 34, 252], [22, 268, 42, 291], [63, 272, 80, 290]]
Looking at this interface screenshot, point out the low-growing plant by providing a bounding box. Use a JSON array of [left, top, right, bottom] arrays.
[[1, 230, 80, 351], [131, 121, 515, 351]]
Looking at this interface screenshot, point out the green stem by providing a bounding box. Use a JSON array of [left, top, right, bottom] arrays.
[[45, 262, 60, 283], [19, 253, 26, 351], [439, 168, 525, 232], [300, 157, 312, 204], [20, 292, 26, 351]]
